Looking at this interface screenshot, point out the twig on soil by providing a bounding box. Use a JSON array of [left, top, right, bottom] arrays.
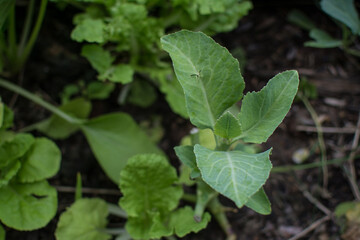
[[55, 186, 121, 196], [296, 125, 360, 134], [288, 215, 331, 240], [345, 112, 360, 201], [298, 93, 328, 189], [301, 188, 331, 216]]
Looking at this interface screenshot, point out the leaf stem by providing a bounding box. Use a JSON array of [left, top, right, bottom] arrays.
[[208, 197, 236, 240], [181, 193, 197, 203], [271, 155, 358, 173], [17, 0, 48, 71], [18, 0, 35, 57], [0, 78, 85, 125], [298, 93, 328, 188], [107, 203, 128, 218]]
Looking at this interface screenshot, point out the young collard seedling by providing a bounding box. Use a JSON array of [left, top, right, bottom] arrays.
[[54, 30, 299, 240], [161, 30, 299, 235]]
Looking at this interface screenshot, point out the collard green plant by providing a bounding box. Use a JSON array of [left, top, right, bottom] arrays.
[[288, 0, 360, 57], [0, 105, 60, 233], [161, 30, 299, 231]]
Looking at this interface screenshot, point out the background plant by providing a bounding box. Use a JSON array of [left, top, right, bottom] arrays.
[[0, 0, 48, 76], [51, 0, 253, 117], [288, 0, 360, 57]]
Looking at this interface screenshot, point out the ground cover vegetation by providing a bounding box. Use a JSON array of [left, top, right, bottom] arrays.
[[0, 0, 359, 239]]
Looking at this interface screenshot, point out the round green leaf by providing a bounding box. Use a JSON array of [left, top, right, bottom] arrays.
[[55, 198, 111, 240], [119, 154, 182, 217], [17, 138, 61, 183], [0, 180, 57, 230]]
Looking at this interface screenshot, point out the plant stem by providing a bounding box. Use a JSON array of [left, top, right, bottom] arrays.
[[345, 112, 360, 200], [75, 172, 82, 201], [194, 181, 218, 222], [208, 197, 236, 240], [17, 0, 48, 70], [107, 203, 128, 218], [181, 193, 197, 203], [0, 78, 85, 125], [271, 155, 357, 173], [298, 93, 328, 188], [18, 0, 35, 57]]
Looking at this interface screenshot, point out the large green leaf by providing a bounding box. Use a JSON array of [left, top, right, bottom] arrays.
[[320, 0, 360, 35], [238, 70, 299, 143], [81, 113, 163, 183], [0, 180, 57, 230], [55, 198, 111, 240], [17, 138, 61, 183], [0, 133, 34, 168], [245, 188, 271, 215], [161, 30, 244, 129], [36, 98, 91, 139], [119, 154, 182, 217], [194, 144, 272, 208], [119, 154, 183, 239], [0, 0, 15, 29]]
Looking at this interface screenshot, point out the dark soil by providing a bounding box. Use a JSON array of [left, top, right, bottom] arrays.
[[2, 1, 360, 240]]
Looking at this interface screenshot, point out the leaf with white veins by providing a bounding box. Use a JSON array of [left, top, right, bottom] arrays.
[[194, 144, 272, 208], [161, 30, 244, 129], [238, 70, 299, 143]]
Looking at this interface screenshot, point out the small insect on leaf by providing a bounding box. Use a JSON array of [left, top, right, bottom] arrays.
[[190, 70, 202, 78]]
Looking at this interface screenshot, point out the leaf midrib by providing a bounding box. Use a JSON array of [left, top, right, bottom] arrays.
[[162, 38, 216, 128]]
